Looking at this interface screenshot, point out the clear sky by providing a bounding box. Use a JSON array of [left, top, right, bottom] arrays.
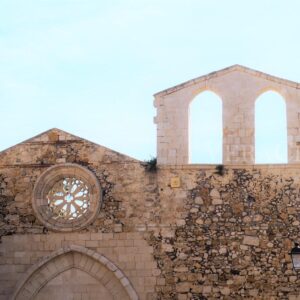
[[0, 0, 299, 162]]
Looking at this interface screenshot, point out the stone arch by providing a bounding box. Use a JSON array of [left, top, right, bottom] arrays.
[[12, 245, 138, 300], [189, 86, 223, 105], [254, 86, 287, 100], [188, 90, 223, 163]]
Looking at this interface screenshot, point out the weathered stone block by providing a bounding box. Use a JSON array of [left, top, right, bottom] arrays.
[[176, 282, 190, 293], [243, 236, 259, 246]]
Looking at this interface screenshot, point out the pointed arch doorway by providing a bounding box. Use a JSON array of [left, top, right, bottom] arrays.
[[12, 245, 138, 300]]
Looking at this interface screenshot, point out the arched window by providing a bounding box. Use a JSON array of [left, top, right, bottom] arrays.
[[255, 91, 287, 163], [189, 91, 222, 163]]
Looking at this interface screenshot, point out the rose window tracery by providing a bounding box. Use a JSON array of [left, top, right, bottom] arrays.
[[47, 178, 90, 220], [32, 164, 101, 231]]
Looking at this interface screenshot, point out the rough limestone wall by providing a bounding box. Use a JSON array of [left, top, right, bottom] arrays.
[[150, 166, 300, 300], [0, 149, 138, 235], [0, 133, 160, 300], [2, 132, 300, 299]]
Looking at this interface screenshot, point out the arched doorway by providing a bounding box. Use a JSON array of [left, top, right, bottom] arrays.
[[12, 245, 138, 300]]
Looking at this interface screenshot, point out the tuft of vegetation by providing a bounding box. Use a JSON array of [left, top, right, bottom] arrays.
[[215, 164, 225, 176], [143, 157, 157, 172]]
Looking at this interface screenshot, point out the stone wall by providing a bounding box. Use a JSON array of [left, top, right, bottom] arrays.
[[151, 165, 300, 299], [1, 129, 300, 299]]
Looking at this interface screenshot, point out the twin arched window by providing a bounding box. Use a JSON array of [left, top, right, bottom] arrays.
[[189, 90, 287, 164]]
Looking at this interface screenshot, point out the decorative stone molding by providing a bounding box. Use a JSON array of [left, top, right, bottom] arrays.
[[32, 163, 101, 231], [12, 245, 139, 300]]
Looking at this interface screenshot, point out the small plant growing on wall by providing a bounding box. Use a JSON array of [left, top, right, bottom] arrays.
[[143, 157, 157, 172], [215, 164, 225, 176]]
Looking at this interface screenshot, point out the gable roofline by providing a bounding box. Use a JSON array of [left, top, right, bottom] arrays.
[[0, 128, 141, 162], [0, 128, 58, 155], [154, 64, 300, 97]]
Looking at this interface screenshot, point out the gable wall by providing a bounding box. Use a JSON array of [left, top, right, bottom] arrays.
[[0, 131, 160, 300]]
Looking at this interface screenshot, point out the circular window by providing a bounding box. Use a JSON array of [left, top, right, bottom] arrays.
[[32, 164, 101, 232]]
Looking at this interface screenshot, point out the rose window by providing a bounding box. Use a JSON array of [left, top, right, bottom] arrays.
[[32, 164, 101, 231], [47, 178, 90, 220]]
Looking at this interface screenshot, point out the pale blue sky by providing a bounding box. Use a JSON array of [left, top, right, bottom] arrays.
[[0, 0, 299, 162]]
